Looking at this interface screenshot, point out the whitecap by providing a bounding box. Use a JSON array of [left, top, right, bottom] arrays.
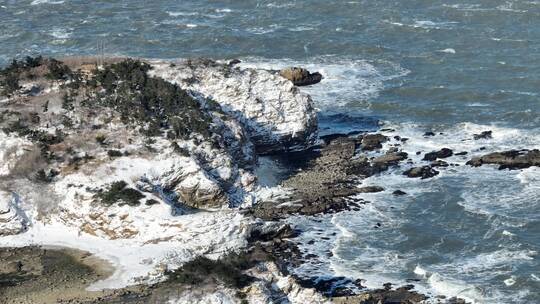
[[288, 26, 315, 32], [31, 0, 64, 5], [502, 230, 515, 236], [166, 11, 199, 17], [414, 265, 429, 277], [504, 276, 516, 286], [49, 27, 72, 39], [438, 48, 456, 54], [215, 8, 232, 13], [266, 2, 295, 8], [426, 273, 485, 303]]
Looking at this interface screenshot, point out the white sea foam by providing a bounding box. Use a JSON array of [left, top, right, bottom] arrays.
[[166, 11, 199, 17], [285, 120, 539, 303], [504, 276, 517, 286], [385, 20, 457, 30], [31, 0, 64, 5], [438, 48, 456, 54], [239, 56, 409, 109], [49, 27, 72, 39], [266, 2, 295, 8], [426, 273, 484, 303]]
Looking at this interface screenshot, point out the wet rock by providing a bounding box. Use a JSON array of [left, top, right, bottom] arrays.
[[423, 131, 435, 136], [373, 152, 408, 166], [393, 190, 407, 196], [403, 166, 439, 179], [228, 59, 241, 66], [279, 67, 323, 86], [430, 160, 449, 167], [252, 137, 375, 219], [357, 186, 384, 193], [423, 148, 453, 161], [473, 130, 492, 140], [455, 151, 468, 156], [361, 134, 388, 151], [333, 284, 427, 304], [297, 276, 359, 297], [466, 149, 540, 170]]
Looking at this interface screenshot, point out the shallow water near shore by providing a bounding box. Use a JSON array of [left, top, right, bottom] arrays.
[[2, 0, 540, 303]]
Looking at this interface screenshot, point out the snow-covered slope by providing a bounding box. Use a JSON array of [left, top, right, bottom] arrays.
[[151, 59, 318, 154], [0, 57, 318, 292]]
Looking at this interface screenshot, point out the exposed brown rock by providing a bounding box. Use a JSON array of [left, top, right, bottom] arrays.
[[279, 67, 323, 86], [467, 149, 540, 170]]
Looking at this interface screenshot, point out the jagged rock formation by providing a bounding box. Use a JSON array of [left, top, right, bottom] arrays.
[[467, 149, 540, 170], [151, 59, 318, 154]]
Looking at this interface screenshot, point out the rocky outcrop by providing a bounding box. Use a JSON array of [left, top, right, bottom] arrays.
[[423, 148, 453, 161], [361, 134, 388, 151], [252, 135, 409, 220], [0, 191, 27, 236], [473, 130, 492, 140], [467, 149, 540, 170], [279, 67, 323, 86], [151, 59, 318, 154], [404, 166, 439, 179]]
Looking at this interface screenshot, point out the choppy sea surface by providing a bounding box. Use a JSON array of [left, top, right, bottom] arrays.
[[1, 1, 539, 303]]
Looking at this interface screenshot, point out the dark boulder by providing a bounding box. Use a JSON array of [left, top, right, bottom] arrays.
[[403, 166, 439, 179], [423, 148, 453, 161], [361, 134, 388, 151], [393, 190, 407, 196], [279, 67, 323, 86], [473, 130, 492, 140], [466, 149, 540, 170]]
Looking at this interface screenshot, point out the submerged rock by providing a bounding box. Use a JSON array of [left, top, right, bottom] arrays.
[[467, 149, 540, 170], [279, 67, 323, 86], [393, 190, 407, 196]]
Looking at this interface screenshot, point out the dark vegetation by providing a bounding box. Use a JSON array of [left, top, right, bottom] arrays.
[[90, 59, 214, 139], [2, 56, 218, 143], [34, 168, 59, 183], [107, 149, 123, 157], [0, 56, 74, 96], [165, 253, 254, 289], [95, 180, 145, 207]]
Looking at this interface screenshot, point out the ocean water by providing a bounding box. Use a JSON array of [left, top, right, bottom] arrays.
[[1, 1, 539, 303]]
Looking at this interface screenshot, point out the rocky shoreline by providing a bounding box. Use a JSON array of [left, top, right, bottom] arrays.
[[1, 56, 535, 303]]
